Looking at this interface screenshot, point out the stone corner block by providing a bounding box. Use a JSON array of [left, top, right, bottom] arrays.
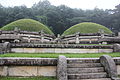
[[100, 55, 118, 79], [113, 44, 120, 52], [57, 55, 67, 80]]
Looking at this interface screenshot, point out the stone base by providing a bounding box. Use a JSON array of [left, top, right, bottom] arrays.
[[0, 66, 56, 77], [11, 48, 113, 53]]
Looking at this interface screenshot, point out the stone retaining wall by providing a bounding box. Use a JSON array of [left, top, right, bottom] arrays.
[[10, 43, 113, 53], [0, 57, 120, 77], [11, 48, 113, 53]]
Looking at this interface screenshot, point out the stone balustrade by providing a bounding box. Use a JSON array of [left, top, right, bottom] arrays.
[[10, 43, 113, 49], [0, 57, 120, 77], [0, 30, 119, 44]]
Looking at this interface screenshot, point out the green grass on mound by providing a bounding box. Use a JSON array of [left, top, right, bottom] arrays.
[[0, 53, 120, 58], [1, 19, 53, 35], [62, 22, 112, 35], [0, 77, 56, 80]]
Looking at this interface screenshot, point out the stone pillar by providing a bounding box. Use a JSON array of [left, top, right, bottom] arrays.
[[3, 42, 11, 53], [75, 33, 79, 44], [113, 44, 120, 52], [14, 27, 20, 35], [40, 30, 44, 43], [0, 42, 11, 54], [28, 35, 31, 43], [57, 55, 67, 80], [41, 37, 44, 43], [100, 55, 119, 80], [57, 34, 61, 43], [118, 32, 120, 37], [99, 29, 105, 38]]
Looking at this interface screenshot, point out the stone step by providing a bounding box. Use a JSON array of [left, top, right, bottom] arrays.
[[68, 72, 108, 79], [67, 63, 102, 68], [67, 58, 100, 64], [68, 78, 111, 80], [67, 67, 105, 73]]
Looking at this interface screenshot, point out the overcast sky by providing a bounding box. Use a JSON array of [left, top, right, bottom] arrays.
[[0, 0, 120, 10]]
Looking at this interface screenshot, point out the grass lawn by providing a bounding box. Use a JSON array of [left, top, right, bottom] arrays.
[[0, 52, 120, 58], [0, 77, 56, 80]]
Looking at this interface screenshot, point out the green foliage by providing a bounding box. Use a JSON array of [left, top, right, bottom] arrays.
[[62, 22, 113, 35], [1, 19, 54, 35], [0, 53, 120, 58], [0, 1, 120, 34], [0, 77, 56, 80]]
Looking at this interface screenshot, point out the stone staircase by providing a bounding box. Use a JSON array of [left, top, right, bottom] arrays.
[[67, 58, 111, 80], [57, 55, 119, 80]]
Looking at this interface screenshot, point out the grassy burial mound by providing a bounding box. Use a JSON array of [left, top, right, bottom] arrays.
[[62, 22, 112, 35], [1, 19, 54, 35]]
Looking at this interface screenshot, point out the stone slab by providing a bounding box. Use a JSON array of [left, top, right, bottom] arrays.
[[37, 66, 56, 76], [0, 66, 57, 77], [8, 66, 38, 76], [11, 48, 113, 53], [0, 66, 8, 76]]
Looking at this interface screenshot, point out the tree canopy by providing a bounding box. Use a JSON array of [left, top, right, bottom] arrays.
[[0, 0, 120, 35]]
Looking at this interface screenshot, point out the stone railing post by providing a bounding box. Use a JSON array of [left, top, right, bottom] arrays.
[[3, 42, 11, 53], [39, 30, 44, 43], [14, 27, 20, 35], [100, 55, 119, 80], [0, 42, 11, 54], [57, 55, 67, 80], [113, 44, 120, 52], [75, 32, 79, 44], [99, 29, 105, 38], [118, 32, 120, 37]]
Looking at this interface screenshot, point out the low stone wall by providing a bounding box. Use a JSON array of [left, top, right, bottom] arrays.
[[0, 66, 56, 77], [10, 44, 113, 53], [0, 58, 57, 77], [11, 48, 113, 53], [0, 57, 120, 77]]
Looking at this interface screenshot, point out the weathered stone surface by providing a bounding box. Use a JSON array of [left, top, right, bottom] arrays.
[[67, 57, 111, 80], [8, 66, 38, 76], [57, 55, 67, 80], [0, 42, 11, 54], [100, 55, 118, 79], [0, 58, 57, 66], [67, 67, 104, 73], [0, 57, 120, 77], [68, 73, 107, 79], [98, 49, 113, 53], [11, 43, 113, 49], [0, 66, 8, 76], [0, 66, 56, 77], [117, 65, 120, 75], [37, 66, 56, 76], [67, 58, 100, 63], [113, 57, 120, 65], [67, 63, 102, 68], [11, 48, 113, 53], [113, 44, 120, 52]]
